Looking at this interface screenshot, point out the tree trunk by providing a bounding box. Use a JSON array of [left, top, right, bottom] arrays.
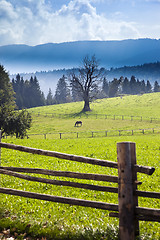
[[83, 97, 91, 112]]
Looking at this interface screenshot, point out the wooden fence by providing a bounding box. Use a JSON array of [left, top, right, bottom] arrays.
[[0, 140, 160, 240], [30, 112, 160, 123], [26, 127, 160, 140], [3, 127, 160, 140]]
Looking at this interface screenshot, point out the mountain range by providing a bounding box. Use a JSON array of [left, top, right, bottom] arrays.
[[0, 38, 160, 94], [1, 38, 160, 74]]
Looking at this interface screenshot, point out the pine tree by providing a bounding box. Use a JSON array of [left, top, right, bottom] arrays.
[[153, 81, 160, 92], [46, 88, 54, 105], [54, 75, 69, 104], [13, 75, 45, 108], [102, 77, 109, 96], [122, 77, 130, 94], [146, 80, 152, 93], [0, 65, 32, 137], [130, 76, 137, 94], [71, 81, 83, 102], [140, 80, 146, 93], [108, 78, 120, 97]]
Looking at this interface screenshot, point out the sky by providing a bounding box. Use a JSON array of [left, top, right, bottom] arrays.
[[0, 0, 160, 46]]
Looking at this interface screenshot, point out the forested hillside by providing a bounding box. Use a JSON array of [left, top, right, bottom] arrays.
[[10, 61, 160, 96]]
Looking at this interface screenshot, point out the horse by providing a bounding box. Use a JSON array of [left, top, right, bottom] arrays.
[[74, 121, 82, 127]]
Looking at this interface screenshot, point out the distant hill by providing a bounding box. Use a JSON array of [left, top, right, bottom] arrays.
[[1, 38, 160, 74], [106, 61, 160, 82]]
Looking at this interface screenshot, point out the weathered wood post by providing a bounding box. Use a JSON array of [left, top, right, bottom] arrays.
[[130, 142, 140, 237], [117, 142, 135, 240]]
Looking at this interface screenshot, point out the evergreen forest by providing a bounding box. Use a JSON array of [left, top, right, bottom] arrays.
[[11, 73, 160, 109]]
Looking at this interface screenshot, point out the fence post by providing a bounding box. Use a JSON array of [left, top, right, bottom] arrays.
[[130, 142, 140, 237], [117, 142, 135, 240]]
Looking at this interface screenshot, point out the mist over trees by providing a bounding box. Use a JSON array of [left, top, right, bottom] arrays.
[[11, 72, 160, 111], [10, 57, 160, 110]]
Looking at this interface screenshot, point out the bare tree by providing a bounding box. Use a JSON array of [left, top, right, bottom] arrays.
[[69, 55, 105, 112]]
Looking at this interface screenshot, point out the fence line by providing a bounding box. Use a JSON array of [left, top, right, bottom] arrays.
[[0, 139, 159, 239], [23, 127, 160, 140], [30, 112, 160, 123]]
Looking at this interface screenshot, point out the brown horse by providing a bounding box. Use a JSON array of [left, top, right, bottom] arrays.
[[74, 121, 82, 127]]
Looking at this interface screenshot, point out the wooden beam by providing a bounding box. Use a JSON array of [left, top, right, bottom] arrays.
[[0, 169, 118, 193], [109, 212, 160, 222], [0, 143, 155, 175], [0, 166, 118, 183], [0, 142, 117, 168], [0, 187, 119, 211], [136, 206, 160, 217], [136, 190, 160, 199]]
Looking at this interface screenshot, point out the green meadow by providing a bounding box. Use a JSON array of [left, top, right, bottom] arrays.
[[0, 93, 160, 239]]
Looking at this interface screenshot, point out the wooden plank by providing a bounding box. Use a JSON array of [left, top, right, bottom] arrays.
[[117, 141, 135, 240], [0, 142, 155, 175], [136, 190, 160, 199], [0, 142, 118, 168], [109, 212, 160, 222], [0, 169, 118, 193], [136, 206, 160, 217], [0, 187, 119, 211], [136, 215, 160, 222], [0, 167, 118, 183], [134, 164, 155, 175]]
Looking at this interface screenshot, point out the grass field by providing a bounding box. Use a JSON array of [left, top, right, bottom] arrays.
[[0, 93, 160, 239]]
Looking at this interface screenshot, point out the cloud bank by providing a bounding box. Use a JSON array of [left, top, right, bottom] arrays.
[[0, 0, 151, 46]]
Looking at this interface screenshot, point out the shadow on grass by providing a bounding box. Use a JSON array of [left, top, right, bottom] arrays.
[[0, 207, 118, 240], [68, 110, 92, 119]]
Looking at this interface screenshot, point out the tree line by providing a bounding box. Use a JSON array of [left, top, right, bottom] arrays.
[[12, 69, 160, 110]]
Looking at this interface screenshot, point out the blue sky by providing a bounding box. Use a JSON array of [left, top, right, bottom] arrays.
[[0, 0, 160, 46]]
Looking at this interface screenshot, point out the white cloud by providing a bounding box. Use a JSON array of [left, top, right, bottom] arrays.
[[0, 0, 144, 46]]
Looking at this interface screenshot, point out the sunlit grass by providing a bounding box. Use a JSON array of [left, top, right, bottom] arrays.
[[0, 92, 160, 239]]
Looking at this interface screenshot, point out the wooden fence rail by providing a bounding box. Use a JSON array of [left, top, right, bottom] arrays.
[[30, 112, 160, 123], [3, 128, 160, 140], [0, 139, 159, 240], [28, 127, 160, 139], [0, 142, 155, 175]]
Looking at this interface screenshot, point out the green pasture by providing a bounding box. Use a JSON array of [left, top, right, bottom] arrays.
[[0, 93, 160, 239], [27, 92, 160, 136], [28, 92, 160, 118]]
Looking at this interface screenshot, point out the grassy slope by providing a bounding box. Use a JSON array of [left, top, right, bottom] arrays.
[[28, 92, 160, 117], [0, 93, 160, 239], [28, 92, 160, 135]]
